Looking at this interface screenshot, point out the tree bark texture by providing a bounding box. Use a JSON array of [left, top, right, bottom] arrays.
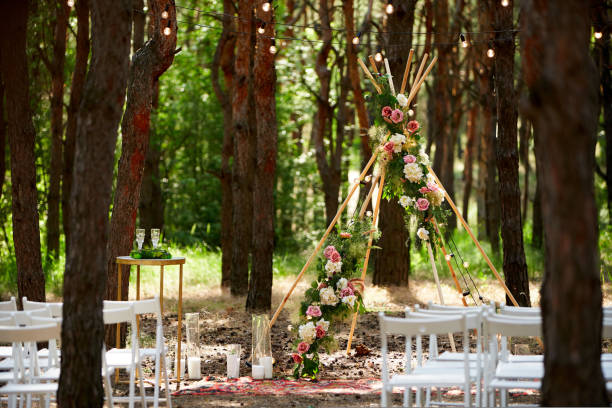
[[0, 74, 6, 200], [246, 1, 277, 312], [522, 0, 606, 404], [58, 0, 131, 405], [372, 0, 416, 287], [46, 0, 69, 260], [0, 0, 46, 305], [132, 0, 145, 53], [211, 0, 236, 289], [105, 0, 177, 346], [462, 105, 478, 221], [492, 0, 530, 306], [62, 0, 89, 258], [532, 132, 543, 249], [230, 0, 255, 296]]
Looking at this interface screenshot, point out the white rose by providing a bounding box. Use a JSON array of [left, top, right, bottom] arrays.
[[417, 227, 430, 241], [320, 287, 339, 306], [403, 162, 423, 183], [298, 322, 317, 343], [419, 149, 430, 166], [317, 319, 330, 331], [399, 195, 412, 208], [390, 133, 406, 153], [336, 278, 348, 290], [396, 93, 408, 107], [427, 189, 445, 206], [342, 295, 357, 308]]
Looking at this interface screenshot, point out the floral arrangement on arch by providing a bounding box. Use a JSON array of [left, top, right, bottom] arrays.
[[290, 218, 376, 379], [367, 74, 447, 241]]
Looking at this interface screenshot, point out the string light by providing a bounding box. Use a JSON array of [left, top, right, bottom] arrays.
[[258, 22, 266, 34], [374, 50, 383, 62], [364, 175, 372, 183], [463, 261, 469, 268], [460, 33, 469, 48], [352, 31, 361, 45], [594, 31, 603, 39], [67, 0, 74, 7], [385, 1, 394, 15], [269, 38, 277, 54], [408, 109, 414, 116], [163, 21, 172, 36], [487, 48, 495, 58], [262, 1, 271, 12], [161, 10, 169, 19], [445, 253, 454, 262], [501, 0, 509, 6]]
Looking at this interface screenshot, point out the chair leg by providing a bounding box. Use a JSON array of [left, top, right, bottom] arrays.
[[415, 387, 421, 407], [381, 386, 388, 408], [425, 386, 431, 407], [403, 386, 409, 408], [129, 366, 136, 408], [154, 356, 160, 408], [163, 359, 172, 408], [137, 363, 147, 407], [500, 389, 507, 407]]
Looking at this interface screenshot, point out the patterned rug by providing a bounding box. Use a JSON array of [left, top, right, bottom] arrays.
[[172, 376, 539, 397]]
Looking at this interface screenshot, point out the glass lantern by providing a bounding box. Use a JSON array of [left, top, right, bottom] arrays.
[[185, 312, 201, 380], [251, 314, 272, 379]]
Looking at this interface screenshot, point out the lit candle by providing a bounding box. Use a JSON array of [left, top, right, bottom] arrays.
[[227, 354, 240, 379], [260, 356, 273, 379], [252, 364, 264, 380], [187, 357, 201, 380]]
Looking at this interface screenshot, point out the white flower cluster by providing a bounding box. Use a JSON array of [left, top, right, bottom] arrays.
[[367, 125, 387, 143], [319, 287, 339, 306], [419, 149, 430, 166], [336, 278, 348, 290], [390, 133, 406, 153], [399, 195, 413, 208], [317, 318, 329, 331], [403, 162, 423, 182], [324, 260, 342, 277], [417, 227, 430, 241], [299, 321, 316, 343], [396, 93, 408, 107], [427, 189, 445, 206], [342, 295, 357, 307]]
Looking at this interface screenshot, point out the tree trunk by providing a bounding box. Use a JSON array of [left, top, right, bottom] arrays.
[[492, 0, 530, 306], [63, 0, 89, 257], [105, 0, 177, 346], [531, 130, 543, 249], [522, 0, 606, 404], [211, 0, 236, 289], [463, 105, 478, 221], [373, 0, 415, 287], [132, 0, 145, 52], [0, 0, 45, 305], [246, 2, 277, 312], [58, 0, 131, 405], [0, 74, 6, 200], [46, 0, 69, 260], [519, 120, 531, 221], [230, 0, 255, 296]]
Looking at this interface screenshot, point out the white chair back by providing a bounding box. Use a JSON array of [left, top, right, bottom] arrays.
[[22, 297, 63, 318], [0, 297, 16, 311], [0, 309, 52, 325], [498, 304, 540, 317]]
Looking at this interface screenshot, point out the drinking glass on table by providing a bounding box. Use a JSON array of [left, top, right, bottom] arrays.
[[151, 228, 160, 248], [135, 228, 145, 250]]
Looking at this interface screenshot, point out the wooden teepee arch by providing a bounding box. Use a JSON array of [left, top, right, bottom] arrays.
[[268, 51, 520, 354]]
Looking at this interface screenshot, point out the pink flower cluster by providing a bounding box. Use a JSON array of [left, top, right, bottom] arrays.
[[419, 182, 439, 194], [306, 305, 322, 317], [292, 353, 303, 363], [416, 198, 430, 211], [381, 106, 404, 124], [403, 154, 416, 164], [316, 325, 326, 339], [324, 245, 341, 263], [406, 120, 420, 133], [340, 287, 354, 298]]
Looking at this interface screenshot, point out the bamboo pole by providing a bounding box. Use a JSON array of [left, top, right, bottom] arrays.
[[368, 55, 379, 73], [432, 219, 468, 307], [358, 172, 380, 219], [410, 53, 429, 94], [399, 49, 414, 95], [346, 167, 386, 354], [269, 150, 381, 328], [426, 166, 519, 307], [406, 56, 438, 108], [383, 58, 395, 96], [358, 58, 382, 94]]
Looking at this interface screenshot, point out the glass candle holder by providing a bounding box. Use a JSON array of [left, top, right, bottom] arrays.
[[251, 314, 272, 378], [226, 344, 241, 379], [185, 313, 201, 380]]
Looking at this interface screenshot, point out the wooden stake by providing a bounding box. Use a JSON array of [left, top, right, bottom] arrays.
[[406, 56, 437, 108], [346, 167, 386, 354], [432, 219, 468, 307], [358, 58, 382, 94], [426, 166, 520, 307], [410, 53, 429, 95], [368, 55, 379, 73], [358, 172, 380, 219], [400, 49, 414, 95], [269, 150, 381, 328], [383, 58, 395, 96]]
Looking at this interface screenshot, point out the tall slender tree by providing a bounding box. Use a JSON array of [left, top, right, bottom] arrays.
[[0, 73, 6, 201], [0, 0, 46, 305], [58, 0, 132, 404], [492, 0, 530, 306], [522, 0, 606, 404]]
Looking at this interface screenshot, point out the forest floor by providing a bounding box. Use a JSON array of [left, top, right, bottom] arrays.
[[109, 276, 612, 407]]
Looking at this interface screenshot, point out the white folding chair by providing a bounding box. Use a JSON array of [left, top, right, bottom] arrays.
[[21, 298, 63, 319], [379, 312, 475, 407], [103, 305, 146, 408], [0, 297, 17, 311]]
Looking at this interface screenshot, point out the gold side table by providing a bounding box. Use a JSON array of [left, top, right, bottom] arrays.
[[116, 256, 186, 389]]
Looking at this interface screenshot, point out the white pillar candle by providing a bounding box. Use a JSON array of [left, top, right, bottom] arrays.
[[259, 356, 273, 379], [174, 356, 185, 378], [227, 354, 240, 379], [187, 357, 201, 380], [251, 364, 264, 380]]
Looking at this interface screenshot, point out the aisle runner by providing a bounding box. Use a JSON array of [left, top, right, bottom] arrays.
[[172, 377, 539, 397]]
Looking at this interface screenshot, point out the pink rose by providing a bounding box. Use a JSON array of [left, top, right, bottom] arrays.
[[340, 287, 354, 298], [340, 232, 352, 239], [381, 106, 392, 118], [318, 281, 328, 289], [384, 142, 395, 154], [406, 120, 420, 133], [292, 353, 303, 364], [297, 342, 310, 354], [403, 154, 416, 164], [306, 305, 322, 317], [316, 325, 326, 339], [427, 181, 438, 191], [416, 198, 430, 211], [323, 245, 336, 259], [390, 109, 404, 124], [330, 250, 341, 263], [419, 186, 430, 194]]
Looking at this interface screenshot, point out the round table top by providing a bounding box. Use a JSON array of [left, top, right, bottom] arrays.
[[116, 256, 186, 266]]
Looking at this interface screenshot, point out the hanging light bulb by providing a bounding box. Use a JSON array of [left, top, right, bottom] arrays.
[[365, 175, 372, 183], [262, 1, 271, 12], [366, 210, 372, 217], [375, 51, 383, 62], [161, 10, 169, 19], [67, 0, 74, 7], [258, 22, 266, 34], [163, 26, 171, 36], [408, 109, 414, 116], [463, 261, 469, 268], [501, 0, 509, 6], [594, 31, 603, 39], [460, 33, 469, 48], [445, 254, 452, 262], [385, 1, 394, 14], [487, 48, 495, 58], [352, 31, 361, 45], [269, 38, 277, 54]]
